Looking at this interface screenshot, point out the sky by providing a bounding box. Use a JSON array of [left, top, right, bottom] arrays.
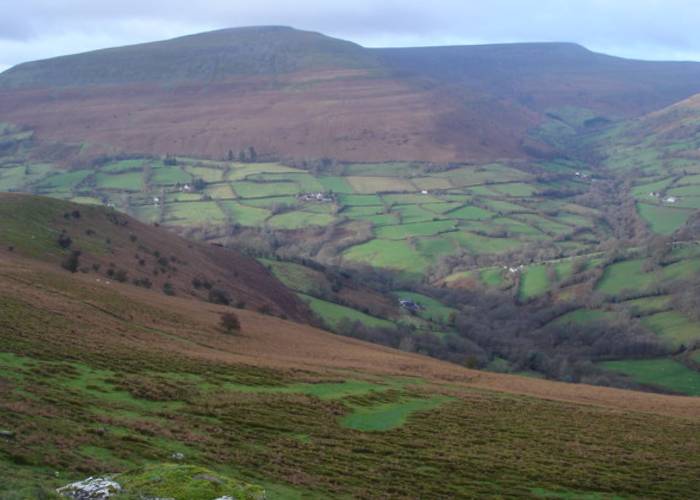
[[2, 0, 700, 72]]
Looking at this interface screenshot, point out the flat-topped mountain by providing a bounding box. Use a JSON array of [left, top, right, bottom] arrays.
[[0, 26, 379, 88], [2, 26, 700, 163]]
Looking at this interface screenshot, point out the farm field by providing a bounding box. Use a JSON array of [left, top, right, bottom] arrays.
[[599, 359, 700, 396], [298, 293, 394, 330], [641, 311, 700, 347], [393, 291, 457, 324], [0, 140, 612, 275]]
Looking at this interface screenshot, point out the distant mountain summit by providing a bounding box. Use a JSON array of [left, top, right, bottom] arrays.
[[2, 26, 700, 162], [0, 26, 379, 88]]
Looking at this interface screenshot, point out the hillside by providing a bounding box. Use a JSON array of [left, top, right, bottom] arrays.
[[3, 27, 700, 162], [1, 226, 699, 498], [0, 26, 379, 87], [0, 193, 309, 322]]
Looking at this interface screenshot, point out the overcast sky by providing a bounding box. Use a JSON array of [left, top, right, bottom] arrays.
[[2, 0, 700, 72]]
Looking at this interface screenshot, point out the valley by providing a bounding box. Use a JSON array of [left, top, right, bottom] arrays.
[[1, 23, 700, 498]]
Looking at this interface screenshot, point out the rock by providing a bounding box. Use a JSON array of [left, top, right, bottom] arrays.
[[56, 477, 122, 499], [170, 452, 185, 461], [193, 473, 224, 485]]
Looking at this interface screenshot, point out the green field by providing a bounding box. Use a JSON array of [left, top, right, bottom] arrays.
[[267, 211, 335, 229], [343, 239, 429, 273], [394, 291, 457, 324], [518, 265, 550, 300], [553, 309, 616, 326], [375, 220, 455, 239], [166, 201, 227, 225], [95, 172, 144, 191], [234, 181, 300, 198], [299, 293, 394, 329], [260, 259, 324, 294], [218, 201, 271, 226], [600, 359, 700, 396], [151, 166, 192, 185], [641, 311, 700, 347], [637, 203, 693, 235], [342, 396, 452, 431], [596, 260, 648, 295]]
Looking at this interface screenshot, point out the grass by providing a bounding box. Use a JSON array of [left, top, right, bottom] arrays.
[[481, 267, 504, 287], [36, 170, 91, 192], [489, 182, 539, 197], [337, 194, 383, 206], [341, 396, 451, 432], [166, 201, 227, 225], [266, 211, 335, 229], [342, 239, 429, 274], [596, 260, 648, 295], [345, 176, 414, 193], [641, 311, 700, 347], [375, 220, 455, 239], [637, 203, 693, 235], [553, 309, 616, 326], [150, 166, 193, 186], [218, 201, 271, 226], [599, 359, 700, 396], [393, 204, 440, 223], [519, 265, 550, 301], [298, 293, 394, 329], [101, 159, 146, 173], [95, 172, 143, 191], [117, 463, 265, 499], [233, 181, 300, 198], [184, 165, 225, 183], [318, 176, 354, 193], [260, 259, 323, 294], [393, 291, 456, 323], [623, 296, 672, 315], [447, 205, 494, 220], [450, 232, 522, 255]]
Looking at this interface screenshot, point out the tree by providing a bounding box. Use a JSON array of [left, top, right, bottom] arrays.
[[238, 150, 247, 162], [248, 146, 257, 162], [220, 312, 241, 334], [227, 149, 234, 161]]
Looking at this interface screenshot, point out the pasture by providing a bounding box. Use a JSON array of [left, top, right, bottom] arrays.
[[599, 359, 700, 396]]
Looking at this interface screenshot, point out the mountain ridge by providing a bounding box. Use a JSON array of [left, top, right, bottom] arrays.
[[3, 25, 700, 163]]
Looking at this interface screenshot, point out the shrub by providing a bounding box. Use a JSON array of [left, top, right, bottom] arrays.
[[220, 312, 241, 334], [163, 282, 175, 296], [208, 288, 231, 305], [61, 251, 81, 273], [113, 269, 128, 283], [57, 232, 72, 249]]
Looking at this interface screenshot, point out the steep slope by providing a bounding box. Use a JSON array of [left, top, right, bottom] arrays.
[[1, 245, 699, 498], [0, 193, 309, 321], [3, 27, 700, 163]]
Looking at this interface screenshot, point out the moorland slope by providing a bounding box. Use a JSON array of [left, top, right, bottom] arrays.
[[3, 27, 700, 162], [1, 203, 699, 497]]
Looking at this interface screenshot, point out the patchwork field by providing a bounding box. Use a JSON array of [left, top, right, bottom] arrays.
[[0, 135, 610, 275]]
